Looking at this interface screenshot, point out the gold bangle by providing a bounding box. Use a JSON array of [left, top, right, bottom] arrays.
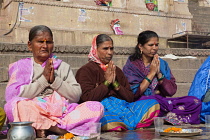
[[113, 81, 120, 88], [104, 80, 110, 87]]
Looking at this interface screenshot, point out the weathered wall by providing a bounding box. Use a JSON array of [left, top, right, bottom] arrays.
[[189, 0, 210, 32], [0, 0, 192, 48]]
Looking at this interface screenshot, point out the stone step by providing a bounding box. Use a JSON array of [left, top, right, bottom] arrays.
[[172, 69, 198, 83], [174, 83, 191, 97], [0, 67, 8, 82], [192, 24, 210, 31], [193, 13, 210, 17], [193, 21, 210, 27], [55, 56, 207, 80], [0, 83, 6, 108], [193, 26, 210, 32], [160, 58, 206, 70], [0, 54, 14, 67], [62, 56, 207, 70], [189, 5, 210, 14], [188, 1, 198, 8], [196, 9, 210, 15]]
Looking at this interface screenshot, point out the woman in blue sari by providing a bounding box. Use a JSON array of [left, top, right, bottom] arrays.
[[188, 56, 210, 122], [76, 34, 160, 131], [123, 30, 202, 125]]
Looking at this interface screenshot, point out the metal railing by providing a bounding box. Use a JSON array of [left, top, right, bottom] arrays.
[[169, 31, 210, 48]]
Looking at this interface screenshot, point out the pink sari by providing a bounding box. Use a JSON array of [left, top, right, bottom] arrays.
[[4, 56, 103, 136]]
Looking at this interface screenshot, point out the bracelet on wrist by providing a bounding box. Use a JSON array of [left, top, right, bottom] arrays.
[[145, 77, 152, 83], [112, 81, 120, 88], [157, 74, 165, 81], [103, 80, 111, 87]]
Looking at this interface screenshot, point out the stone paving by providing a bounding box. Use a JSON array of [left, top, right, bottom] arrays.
[[96, 123, 210, 140], [99, 124, 210, 140], [2, 124, 210, 140]]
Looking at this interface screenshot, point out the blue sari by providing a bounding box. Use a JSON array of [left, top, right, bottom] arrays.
[[188, 56, 210, 122], [100, 96, 159, 131]]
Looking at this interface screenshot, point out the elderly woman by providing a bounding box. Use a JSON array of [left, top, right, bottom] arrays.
[[4, 25, 103, 138], [75, 34, 160, 131], [123, 30, 202, 125]]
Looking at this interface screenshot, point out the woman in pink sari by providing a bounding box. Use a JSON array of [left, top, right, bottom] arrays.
[[4, 25, 104, 138]]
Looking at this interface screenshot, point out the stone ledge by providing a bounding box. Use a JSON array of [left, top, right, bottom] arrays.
[[172, 69, 198, 83], [1, 43, 210, 57]]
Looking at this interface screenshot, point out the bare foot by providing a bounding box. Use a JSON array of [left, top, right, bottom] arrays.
[[36, 129, 46, 138], [49, 126, 68, 135]]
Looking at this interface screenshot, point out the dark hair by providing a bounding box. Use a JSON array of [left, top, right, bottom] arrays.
[[29, 25, 53, 41], [129, 30, 159, 61], [96, 34, 113, 47]]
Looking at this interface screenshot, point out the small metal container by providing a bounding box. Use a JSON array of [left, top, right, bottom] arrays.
[[7, 122, 36, 140]]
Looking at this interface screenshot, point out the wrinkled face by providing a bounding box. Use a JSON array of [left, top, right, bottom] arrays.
[[139, 37, 159, 59], [28, 31, 54, 64], [97, 41, 114, 65]]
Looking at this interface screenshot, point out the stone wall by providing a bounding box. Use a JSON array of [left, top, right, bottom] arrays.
[[0, 0, 192, 48], [189, 0, 210, 32]]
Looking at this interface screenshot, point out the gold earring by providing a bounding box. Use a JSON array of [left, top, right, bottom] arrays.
[[140, 50, 142, 54]]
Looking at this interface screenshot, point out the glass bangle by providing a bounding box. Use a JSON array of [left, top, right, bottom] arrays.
[[113, 81, 120, 88], [145, 77, 152, 83], [157, 74, 165, 81], [103, 80, 110, 87]]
